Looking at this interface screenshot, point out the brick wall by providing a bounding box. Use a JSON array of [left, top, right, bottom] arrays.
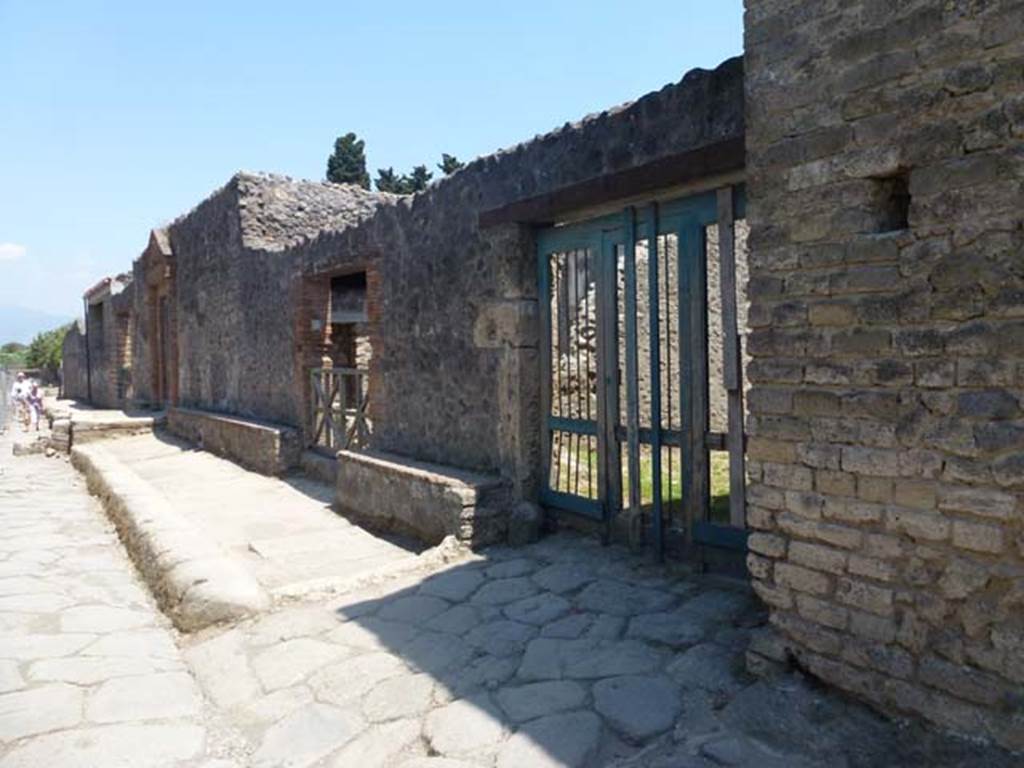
[[743, 0, 1024, 749]]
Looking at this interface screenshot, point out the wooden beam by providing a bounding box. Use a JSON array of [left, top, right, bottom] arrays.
[[479, 137, 745, 228]]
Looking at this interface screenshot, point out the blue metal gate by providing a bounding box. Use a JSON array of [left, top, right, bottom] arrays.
[[537, 186, 748, 561]]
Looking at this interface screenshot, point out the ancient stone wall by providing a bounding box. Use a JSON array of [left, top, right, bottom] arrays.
[[294, 57, 745, 498], [743, 0, 1024, 750], [82, 278, 134, 409], [168, 173, 383, 427], [60, 319, 88, 400]]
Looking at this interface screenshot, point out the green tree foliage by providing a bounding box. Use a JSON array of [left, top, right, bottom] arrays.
[[24, 323, 71, 380], [326, 133, 370, 189], [374, 167, 403, 193], [408, 165, 433, 191], [0, 342, 27, 369], [374, 164, 433, 194], [438, 153, 464, 175]]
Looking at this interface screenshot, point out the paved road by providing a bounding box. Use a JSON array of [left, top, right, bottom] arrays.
[[0, 429, 1016, 767], [0, 431, 239, 767]]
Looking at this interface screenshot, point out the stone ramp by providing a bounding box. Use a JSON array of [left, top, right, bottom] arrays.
[[81, 431, 426, 607]]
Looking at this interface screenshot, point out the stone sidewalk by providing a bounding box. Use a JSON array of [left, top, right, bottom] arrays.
[[93, 432, 423, 599], [1, 430, 1018, 767]]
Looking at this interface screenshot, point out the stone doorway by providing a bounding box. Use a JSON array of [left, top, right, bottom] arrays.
[[538, 186, 750, 565]]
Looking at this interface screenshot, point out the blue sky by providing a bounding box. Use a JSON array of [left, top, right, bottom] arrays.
[[0, 1, 742, 330]]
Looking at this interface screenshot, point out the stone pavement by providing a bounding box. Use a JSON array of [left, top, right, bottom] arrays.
[[1, 430, 1018, 767], [95, 432, 423, 599], [0, 430, 237, 767]]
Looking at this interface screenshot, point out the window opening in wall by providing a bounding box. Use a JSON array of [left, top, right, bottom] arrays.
[[871, 170, 911, 233], [310, 271, 372, 453]]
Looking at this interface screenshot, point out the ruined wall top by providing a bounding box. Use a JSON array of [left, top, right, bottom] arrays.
[[170, 171, 394, 254]]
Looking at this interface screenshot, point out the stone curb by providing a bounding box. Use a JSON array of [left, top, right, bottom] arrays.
[[71, 442, 271, 632]]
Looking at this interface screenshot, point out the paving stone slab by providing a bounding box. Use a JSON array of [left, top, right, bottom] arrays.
[[484, 559, 537, 579], [424, 694, 508, 760], [503, 593, 571, 625], [28, 655, 179, 686], [442, 654, 520, 700], [59, 604, 154, 633], [465, 619, 537, 657], [378, 594, 451, 625], [252, 637, 351, 691], [470, 577, 539, 606], [495, 680, 587, 723], [627, 610, 708, 649], [563, 639, 667, 679], [0, 683, 83, 741], [327, 617, 420, 652], [575, 580, 677, 617], [496, 711, 602, 768], [363, 672, 435, 722], [87, 671, 202, 723], [418, 569, 486, 602], [531, 563, 597, 594], [667, 642, 748, 696], [0, 632, 97, 660], [251, 702, 365, 768], [400, 631, 477, 675], [238, 684, 314, 728], [309, 652, 406, 708], [244, 607, 341, 646], [82, 629, 180, 659], [184, 628, 262, 709], [0, 723, 207, 768], [593, 675, 682, 743], [541, 613, 593, 639], [330, 717, 423, 766], [426, 604, 485, 635], [0, 658, 24, 692]]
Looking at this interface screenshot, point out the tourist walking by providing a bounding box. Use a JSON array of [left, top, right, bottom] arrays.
[[26, 381, 43, 431], [8, 371, 28, 430]]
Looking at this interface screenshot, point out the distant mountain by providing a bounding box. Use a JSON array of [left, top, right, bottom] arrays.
[[0, 305, 74, 345]]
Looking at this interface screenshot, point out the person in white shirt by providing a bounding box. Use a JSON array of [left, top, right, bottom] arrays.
[[8, 372, 28, 430]]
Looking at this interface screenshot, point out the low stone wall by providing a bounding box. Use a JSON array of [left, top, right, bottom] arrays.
[[167, 406, 300, 476], [300, 449, 338, 486], [336, 449, 509, 546]]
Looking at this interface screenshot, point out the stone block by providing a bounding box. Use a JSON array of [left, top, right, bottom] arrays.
[[816, 469, 856, 497], [847, 555, 896, 583], [788, 542, 847, 575], [507, 501, 542, 546], [167, 407, 299, 476], [748, 532, 787, 558], [795, 594, 848, 630], [885, 507, 951, 542], [938, 486, 1017, 520], [835, 578, 893, 617], [775, 563, 832, 596], [952, 519, 1005, 553], [336, 449, 508, 546]]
